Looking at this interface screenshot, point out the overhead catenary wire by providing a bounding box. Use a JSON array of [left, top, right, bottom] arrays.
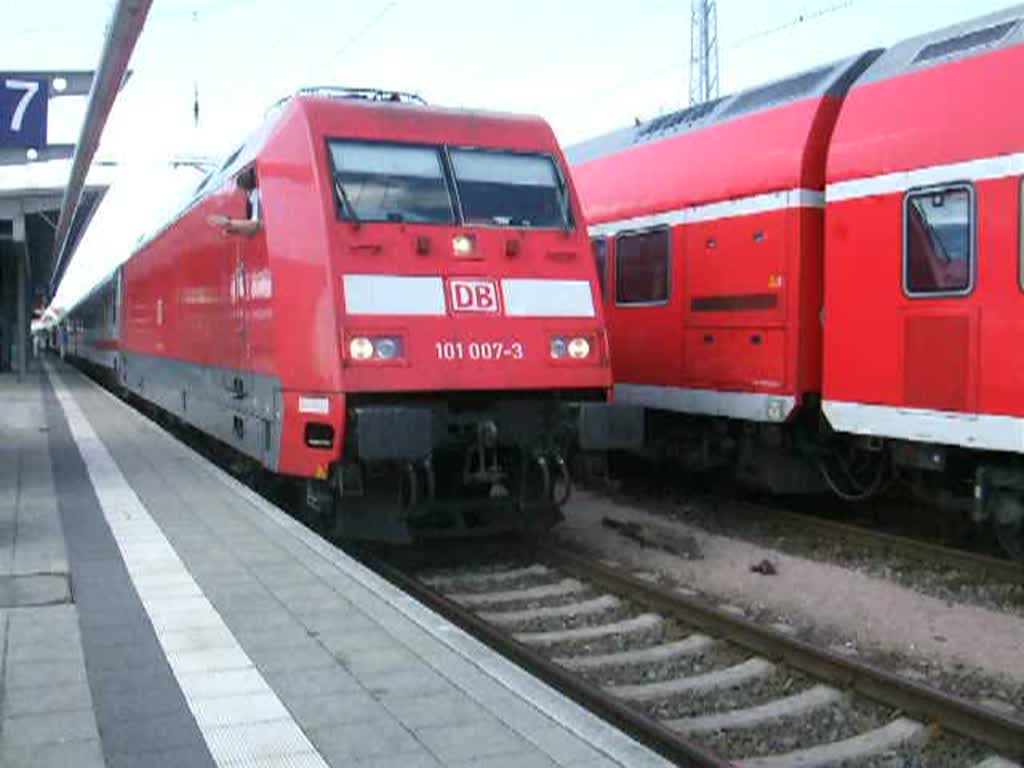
[[550, 0, 856, 124], [305, 2, 399, 85], [727, 0, 855, 49]]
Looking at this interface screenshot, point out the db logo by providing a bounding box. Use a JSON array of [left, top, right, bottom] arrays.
[[448, 279, 500, 313]]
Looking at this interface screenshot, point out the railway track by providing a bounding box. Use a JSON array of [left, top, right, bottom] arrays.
[[364, 541, 1024, 767], [730, 502, 1024, 586], [609, 474, 1024, 586], [84, 364, 1024, 764]]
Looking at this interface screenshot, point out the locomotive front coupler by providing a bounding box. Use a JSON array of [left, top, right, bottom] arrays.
[[463, 419, 504, 486]]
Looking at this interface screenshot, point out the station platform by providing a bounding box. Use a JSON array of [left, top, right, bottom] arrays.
[[0, 358, 672, 768]]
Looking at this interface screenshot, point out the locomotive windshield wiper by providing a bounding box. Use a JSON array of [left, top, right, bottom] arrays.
[[334, 177, 361, 228], [558, 184, 572, 232]]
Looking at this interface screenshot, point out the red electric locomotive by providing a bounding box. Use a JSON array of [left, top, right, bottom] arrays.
[[67, 87, 636, 542], [569, 6, 1024, 557]]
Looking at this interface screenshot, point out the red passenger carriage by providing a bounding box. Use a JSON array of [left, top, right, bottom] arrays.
[[569, 7, 1024, 556], [68, 88, 636, 541], [569, 51, 879, 491], [823, 9, 1024, 554]]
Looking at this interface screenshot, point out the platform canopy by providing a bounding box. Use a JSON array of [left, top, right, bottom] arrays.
[[0, 71, 107, 377], [0, 0, 152, 378]]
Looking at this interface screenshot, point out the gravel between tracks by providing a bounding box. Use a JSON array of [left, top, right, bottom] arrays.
[[859, 733, 989, 768], [555, 490, 1024, 717], [696, 698, 887, 760], [620, 485, 1024, 617]]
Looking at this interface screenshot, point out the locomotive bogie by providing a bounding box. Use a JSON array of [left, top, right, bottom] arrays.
[[315, 391, 593, 542]]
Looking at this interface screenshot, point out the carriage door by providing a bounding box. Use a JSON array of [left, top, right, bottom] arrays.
[[900, 184, 976, 413], [610, 227, 675, 383]]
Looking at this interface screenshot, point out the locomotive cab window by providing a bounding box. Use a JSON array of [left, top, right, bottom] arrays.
[[238, 167, 260, 224], [449, 149, 571, 229], [328, 141, 454, 224], [904, 185, 973, 296], [591, 237, 608, 300], [615, 228, 670, 305]]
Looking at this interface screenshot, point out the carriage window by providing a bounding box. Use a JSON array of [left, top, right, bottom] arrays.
[[615, 228, 669, 304], [450, 149, 571, 229], [904, 186, 972, 295], [328, 141, 454, 224], [238, 168, 260, 223], [591, 237, 608, 300]]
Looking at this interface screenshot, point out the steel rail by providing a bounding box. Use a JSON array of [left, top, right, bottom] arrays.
[[738, 502, 1024, 584], [354, 546, 732, 768], [538, 542, 1024, 757], [74, 353, 1021, 757]]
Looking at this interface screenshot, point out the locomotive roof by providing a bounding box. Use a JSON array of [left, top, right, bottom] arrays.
[[294, 94, 553, 137], [854, 3, 1024, 86], [192, 93, 554, 205], [131, 93, 559, 258], [565, 50, 880, 167]]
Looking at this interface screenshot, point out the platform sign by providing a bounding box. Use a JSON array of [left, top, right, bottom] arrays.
[[0, 76, 48, 148]]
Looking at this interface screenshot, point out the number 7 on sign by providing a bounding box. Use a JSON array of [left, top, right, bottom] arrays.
[[5, 79, 40, 132]]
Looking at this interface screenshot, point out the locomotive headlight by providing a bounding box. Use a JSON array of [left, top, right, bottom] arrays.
[[550, 336, 568, 359], [452, 233, 476, 256], [349, 336, 374, 360], [567, 336, 591, 359], [349, 335, 403, 362], [373, 336, 401, 360]]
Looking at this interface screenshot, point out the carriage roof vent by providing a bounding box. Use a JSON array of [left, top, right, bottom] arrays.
[[911, 19, 1019, 65], [635, 97, 725, 142], [718, 64, 833, 120]]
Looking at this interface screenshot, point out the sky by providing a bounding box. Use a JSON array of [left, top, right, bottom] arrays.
[[4, 0, 1020, 310]]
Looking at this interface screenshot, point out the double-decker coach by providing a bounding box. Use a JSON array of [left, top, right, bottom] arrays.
[[823, 7, 1024, 556], [569, 6, 1024, 557], [67, 88, 637, 542], [567, 51, 880, 492]]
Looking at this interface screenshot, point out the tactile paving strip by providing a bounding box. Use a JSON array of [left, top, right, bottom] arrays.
[[47, 364, 330, 768]]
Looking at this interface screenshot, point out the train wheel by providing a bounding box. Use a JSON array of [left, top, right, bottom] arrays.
[[990, 491, 1024, 561]]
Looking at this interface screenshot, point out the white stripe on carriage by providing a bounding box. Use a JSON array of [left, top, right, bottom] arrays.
[[615, 383, 797, 423], [587, 188, 824, 237], [826, 151, 1024, 202], [822, 399, 1024, 454]]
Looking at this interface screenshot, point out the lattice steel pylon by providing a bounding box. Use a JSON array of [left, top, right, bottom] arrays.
[[690, 0, 720, 104]]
